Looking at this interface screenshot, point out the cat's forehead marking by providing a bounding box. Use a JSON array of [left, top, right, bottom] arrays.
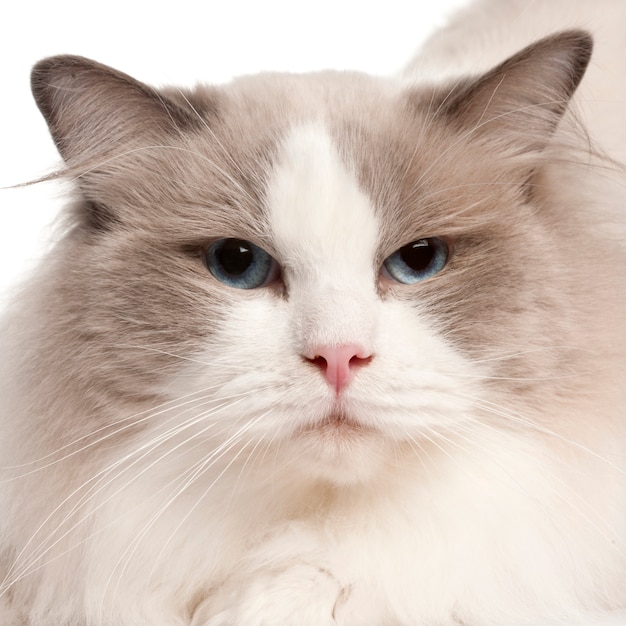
[[265, 123, 380, 290]]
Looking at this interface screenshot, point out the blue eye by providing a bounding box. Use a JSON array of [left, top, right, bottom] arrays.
[[383, 238, 448, 284], [206, 238, 279, 289]]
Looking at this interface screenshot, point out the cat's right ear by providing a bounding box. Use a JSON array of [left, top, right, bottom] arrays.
[[31, 55, 207, 166], [414, 30, 593, 165]]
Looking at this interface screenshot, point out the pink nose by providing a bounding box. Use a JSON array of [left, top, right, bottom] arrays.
[[304, 344, 372, 394]]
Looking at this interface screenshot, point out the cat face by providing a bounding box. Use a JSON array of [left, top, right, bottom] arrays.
[[165, 118, 485, 484], [29, 32, 595, 485]]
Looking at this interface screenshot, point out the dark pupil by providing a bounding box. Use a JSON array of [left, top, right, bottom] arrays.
[[217, 239, 253, 276], [400, 239, 433, 271]]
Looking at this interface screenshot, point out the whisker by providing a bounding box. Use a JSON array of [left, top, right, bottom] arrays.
[[462, 394, 626, 477], [0, 385, 242, 475], [107, 413, 268, 617], [0, 392, 257, 594], [442, 416, 626, 560]]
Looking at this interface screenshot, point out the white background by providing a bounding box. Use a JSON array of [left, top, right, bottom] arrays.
[[0, 0, 468, 307]]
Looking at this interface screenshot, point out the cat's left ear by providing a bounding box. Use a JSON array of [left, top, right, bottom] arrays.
[[30, 56, 216, 229], [421, 30, 593, 159], [31, 55, 208, 166]]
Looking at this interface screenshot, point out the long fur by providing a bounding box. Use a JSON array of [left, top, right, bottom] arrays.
[[1, 1, 624, 624]]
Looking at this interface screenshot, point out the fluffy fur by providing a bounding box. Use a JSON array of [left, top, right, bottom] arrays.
[[1, 0, 625, 624]]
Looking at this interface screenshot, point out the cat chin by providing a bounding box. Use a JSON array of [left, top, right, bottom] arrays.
[[288, 414, 390, 486]]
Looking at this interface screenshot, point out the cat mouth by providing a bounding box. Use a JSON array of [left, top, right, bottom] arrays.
[[300, 411, 376, 438]]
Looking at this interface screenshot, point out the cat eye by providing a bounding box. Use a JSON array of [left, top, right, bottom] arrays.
[[382, 237, 448, 284], [205, 238, 280, 289]]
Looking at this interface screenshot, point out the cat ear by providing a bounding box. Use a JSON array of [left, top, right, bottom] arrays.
[[31, 56, 216, 230], [31, 55, 203, 165], [429, 30, 592, 158]]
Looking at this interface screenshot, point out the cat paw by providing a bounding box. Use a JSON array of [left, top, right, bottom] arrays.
[[192, 562, 346, 626]]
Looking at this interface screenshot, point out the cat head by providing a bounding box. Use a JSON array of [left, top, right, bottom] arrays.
[[29, 32, 596, 484]]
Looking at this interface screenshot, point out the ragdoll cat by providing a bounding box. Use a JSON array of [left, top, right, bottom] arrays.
[[1, 0, 625, 623]]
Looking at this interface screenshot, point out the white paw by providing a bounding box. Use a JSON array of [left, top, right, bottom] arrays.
[[193, 562, 346, 626]]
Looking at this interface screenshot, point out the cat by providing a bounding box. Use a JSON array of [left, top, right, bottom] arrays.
[[0, 0, 625, 623]]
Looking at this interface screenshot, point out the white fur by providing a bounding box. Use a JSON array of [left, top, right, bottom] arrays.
[[49, 125, 621, 625], [266, 123, 380, 353]]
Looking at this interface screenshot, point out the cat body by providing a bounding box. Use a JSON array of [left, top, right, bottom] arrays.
[[1, 1, 624, 624]]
